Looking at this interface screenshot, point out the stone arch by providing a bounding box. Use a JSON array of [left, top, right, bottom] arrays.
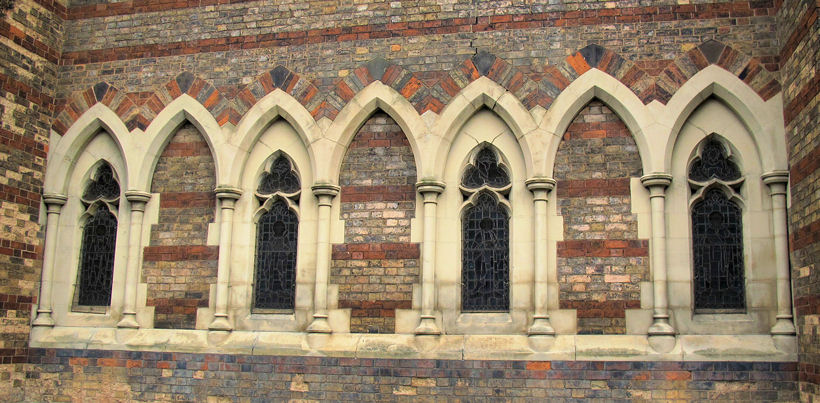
[[662, 65, 787, 173], [542, 69, 654, 176], [137, 94, 226, 192], [431, 76, 538, 180], [229, 89, 321, 185], [322, 81, 424, 185], [44, 103, 131, 195]]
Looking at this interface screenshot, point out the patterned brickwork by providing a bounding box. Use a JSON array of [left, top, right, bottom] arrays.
[[0, 0, 62, 385], [1, 348, 797, 401], [331, 112, 419, 334], [554, 101, 647, 334], [142, 123, 217, 329], [778, 0, 820, 400]]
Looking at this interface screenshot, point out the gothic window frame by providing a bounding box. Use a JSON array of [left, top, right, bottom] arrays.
[[458, 145, 513, 313], [72, 161, 121, 314], [251, 153, 301, 314], [687, 136, 747, 314]]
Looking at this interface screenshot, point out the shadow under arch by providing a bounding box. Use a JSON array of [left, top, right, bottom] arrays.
[[322, 81, 424, 185], [662, 65, 787, 174], [229, 89, 320, 186], [44, 103, 131, 195], [137, 94, 226, 192], [430, 76, 538, 180], [541, 69, 653, 177]]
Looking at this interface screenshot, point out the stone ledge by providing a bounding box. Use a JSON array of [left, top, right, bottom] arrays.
[[29, 327, 797, 362]]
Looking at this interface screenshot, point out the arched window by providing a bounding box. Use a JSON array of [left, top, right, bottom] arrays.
[[460, 147, 511, 312], [75, 162, 120, 311], [688, 138, 745, 312], [253, 154, 300, 311]]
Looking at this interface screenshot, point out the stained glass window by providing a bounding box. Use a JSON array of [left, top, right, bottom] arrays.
[[76, 206, 118, 307], [82, 163, 120, 202], [254, 200, 299, 310], [462, 148, 510, 189], [461, 192, 510, 312], [691, 189, 745, 311], [258, 155, 300, 195], [689, 139, 741, 182]]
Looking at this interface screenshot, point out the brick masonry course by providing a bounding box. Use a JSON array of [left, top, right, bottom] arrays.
[[331, 112, 419, 334], [142, 123, 218, 330], [554, 101, 647, 335]]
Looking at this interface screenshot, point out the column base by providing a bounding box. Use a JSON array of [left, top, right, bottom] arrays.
[[527, 316, 555, 336], [32, 310, 55, 327], [770, 316, 796, 336], [647, 334, 676, 353], [414, 316, 440, 335], [307, 315, 332, 333], [208, 314, 232, 331], [117, 312, 139, 329], [647, 316, 675, 336]]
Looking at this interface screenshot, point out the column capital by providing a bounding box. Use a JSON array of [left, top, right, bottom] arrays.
[[124, 190, 151, 203], [525, 177, 557, 193], [42, 193, 68, 207], [416, 180, 445, 195], [311, 183, 340, 198], [761, 171, 789, 194], [214, 186, 242, 200], [640, 173, 673, 189]]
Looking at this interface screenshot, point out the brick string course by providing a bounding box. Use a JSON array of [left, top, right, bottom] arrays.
[[554, 101, 648, 334]]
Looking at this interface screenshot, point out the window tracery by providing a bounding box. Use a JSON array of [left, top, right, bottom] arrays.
[[253, 154, 301, 311], [460, 147, 511, 312], [75, 162, 120, 311], [688, 138, 745, 312]]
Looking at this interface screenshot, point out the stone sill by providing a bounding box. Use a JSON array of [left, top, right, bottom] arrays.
[[29, 327, 797, 362]]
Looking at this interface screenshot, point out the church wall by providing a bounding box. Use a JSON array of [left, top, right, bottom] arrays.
[[0, 0, 815, 401], [777, 0, 820, 400]]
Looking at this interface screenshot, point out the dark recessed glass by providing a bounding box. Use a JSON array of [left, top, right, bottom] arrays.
[[76, 206, 117, 307], [254, 199, 298, 310], [258, 155, 300, 195], [689, 139, 741, 182], [462, 148, 510, 189], [462, 192, 509, 312], [82, 163, 120, 202]]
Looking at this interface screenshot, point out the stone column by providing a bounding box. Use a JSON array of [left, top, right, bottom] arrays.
[[762, 171, 796, 336], [307, 184, 340, 333], [117, 191, 151, 328], [526, 177, 556, 336], [32, 194, 67, 327], [414, 180, 445, 335], [209, 186, 242, 331], [640, 174, 676, 342]]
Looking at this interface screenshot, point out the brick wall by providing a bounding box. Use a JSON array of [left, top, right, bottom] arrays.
[[0, 0, 63, 388], [331, 112, 419, 334], [778, 0, 820, 401], [554, 101, 648, 334], [143, 123, 218, 329], [7, 348, 797, 401]]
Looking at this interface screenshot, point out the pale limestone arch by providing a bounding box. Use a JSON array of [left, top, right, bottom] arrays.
[[430, 76, 539, 180], [136, 94, 227, 191], [661, 65, 787, 173], [44, 103, 131, 195], [540, 69, 654, 176], [322, 81, 425, 184], [229, 89, 321, 185]]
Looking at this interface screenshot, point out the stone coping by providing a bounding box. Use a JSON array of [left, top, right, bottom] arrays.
[[30, 327, 796, 362]]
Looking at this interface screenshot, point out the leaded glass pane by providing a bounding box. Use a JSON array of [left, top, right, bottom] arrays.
[[461, 148, 510, 189], [689, 139, 741, 182], [82, 163, 120, 201], [254, 200, 298, 310], [258, 155, 300, 194], [77, 207, 117, 307], [462, 193, 509, 311], [691, 189, 745, 311]]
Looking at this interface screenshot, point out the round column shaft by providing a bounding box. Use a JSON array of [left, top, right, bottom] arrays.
[[117, 191, 151, 328], [209, 186, 242, 331], [307, 184, 340, 333], [641, 174, 675, 336], [762, 171, 796, 336], [415, 181, 444, 335], [32, 194, 67, 327], [526, 177, 556, 336]]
